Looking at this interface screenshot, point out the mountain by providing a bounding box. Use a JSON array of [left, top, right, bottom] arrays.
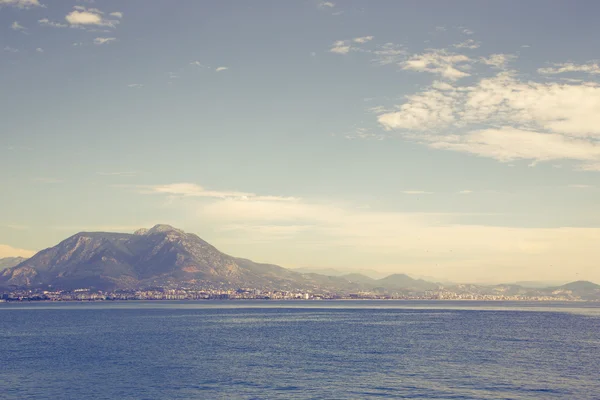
[[341, 273, 377, 285], [510, 280, 567, 288], [293, 267, 387, 279], [10, 224, 594, 299], [550, 281, 600, 300], [0, 257, 28, 271], [0, 225, 319, 291], [376, 274, 439, 291]]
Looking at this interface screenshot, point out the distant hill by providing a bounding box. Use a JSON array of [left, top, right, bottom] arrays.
[[510, 281, 567, 288], [376, 274, 439, 291], [341, 273, 377, 285], [292, 267, 387, 279], [551, 281, 600, 300], [0, 257, 28, 270]]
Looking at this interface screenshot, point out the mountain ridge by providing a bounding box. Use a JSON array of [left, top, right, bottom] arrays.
[[1, 225, 598, 300]]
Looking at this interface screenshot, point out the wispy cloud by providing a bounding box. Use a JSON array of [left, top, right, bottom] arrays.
[[375, 60, 600, 170], [38, 18, 68, 28], [36, 47, 44, 53], [0, 0, 42, 9], [401, 49, 472, 80], [329, 40, 351, 54], [329, 37, 376, 56], [93, 37, 116, 45], [371, 42, 406, 65], [3, 46, 19, 53], [11, 21, 26, 31], [453, 39, 480, 49], [97, 171, 138, 177], [402, 190, 433, 195], [318, 1, 335, 8], [130, 182, 298, 202], [480, 53, 515, 69], [353, 36, 374, 44], [215, 66, 228, 72], [109, 11, 123, 18], [538, 62, 600, 75]]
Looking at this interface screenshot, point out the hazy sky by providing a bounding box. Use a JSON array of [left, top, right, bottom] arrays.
[[1, 0, 599, 283]]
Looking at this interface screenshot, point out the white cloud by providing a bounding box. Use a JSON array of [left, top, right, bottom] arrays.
[[0, 244, 36, 258], [453, 39, 480, 49], [402, 190, 433, 195], [109, 11, 123, 18], [329, 38, 382, 57], [318, 1, 335, 8], [93, 37, 116, 45], [429, 128, 600, 163], [98, 171, 138, 176], [126, 84, 143, 88], [65, 7, 119, 27], [0, 0, 41, 8], [36, 47, 43, 53], [538, 62, 600, 75], [479, 53, 515, 69], [378, 87, 458, 131], [353, 36, 374, 44], [371, 42, 406, 65], [133, 182, 298, 202], [568, 184, 593, 189], [376, 69, 600, 168], [38, 18, 68, 28], [401, 49, 472, 80], [11, 21, 26, 31], [190, 61, 206, 67], [3, 46, 19, 53], [330, 45, 350, 54], [215, 66, 228, 72], [458, 190, 473, 194]]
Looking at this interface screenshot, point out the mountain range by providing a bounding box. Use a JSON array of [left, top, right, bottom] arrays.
[[1, 224, 598, 299]]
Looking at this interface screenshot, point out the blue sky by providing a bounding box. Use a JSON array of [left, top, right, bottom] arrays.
[[1, 0, 599, 283]]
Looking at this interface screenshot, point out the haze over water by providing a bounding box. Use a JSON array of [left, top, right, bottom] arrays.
[[2, 301, 599, 399]]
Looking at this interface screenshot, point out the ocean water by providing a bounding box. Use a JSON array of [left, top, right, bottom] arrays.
[[1, 301, 599, 399]]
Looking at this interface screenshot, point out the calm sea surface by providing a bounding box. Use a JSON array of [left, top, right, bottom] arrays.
[[1, 301, 599, 399]]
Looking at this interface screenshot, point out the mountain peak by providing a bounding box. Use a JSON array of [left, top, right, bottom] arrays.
[[146, 224, 184, 235]]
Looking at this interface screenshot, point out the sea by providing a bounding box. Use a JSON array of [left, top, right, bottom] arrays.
[[1, 300, 599, 399]]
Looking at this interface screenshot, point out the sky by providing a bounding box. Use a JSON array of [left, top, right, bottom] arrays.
[[1, 0, 600, 283]]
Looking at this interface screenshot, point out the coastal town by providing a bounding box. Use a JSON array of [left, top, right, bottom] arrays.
[[0, 286, 582, 303]]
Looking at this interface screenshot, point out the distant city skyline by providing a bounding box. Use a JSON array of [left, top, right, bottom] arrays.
[[1, 0, 599, 283]]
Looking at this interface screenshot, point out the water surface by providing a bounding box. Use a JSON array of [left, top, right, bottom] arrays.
[[1, 301, 599, 399]]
